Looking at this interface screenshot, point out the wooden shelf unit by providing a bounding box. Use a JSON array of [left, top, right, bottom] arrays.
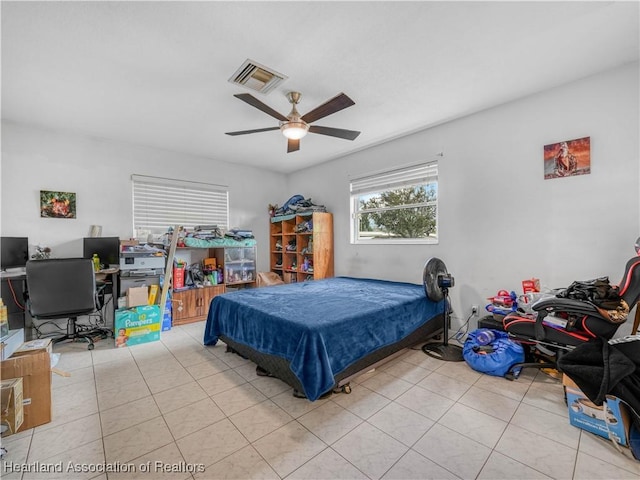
[[171, 244, 256, 324], [172, 285, 225, 326], [270, 212, 334, 284]]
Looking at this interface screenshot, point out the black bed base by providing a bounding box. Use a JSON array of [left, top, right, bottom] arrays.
[[220, 313, 444, 399]]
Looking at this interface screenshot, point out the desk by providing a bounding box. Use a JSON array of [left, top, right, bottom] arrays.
[[0, 273, 27, 332]]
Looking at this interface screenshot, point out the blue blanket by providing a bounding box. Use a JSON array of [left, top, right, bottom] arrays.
[[203, 277, 443, 400]]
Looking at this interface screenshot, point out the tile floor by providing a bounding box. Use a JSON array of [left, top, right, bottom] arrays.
[[1, 322, 639, 480]]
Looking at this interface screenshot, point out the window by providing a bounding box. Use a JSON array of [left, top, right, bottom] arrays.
[[350, 162, 438, 244], [132, 174, 229, 235]]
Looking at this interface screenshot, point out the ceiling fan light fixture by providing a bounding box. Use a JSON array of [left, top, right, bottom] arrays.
[[280, 121, 309, 140]]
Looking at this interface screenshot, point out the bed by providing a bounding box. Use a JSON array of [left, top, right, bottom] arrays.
[[203, 276, 444, 400]]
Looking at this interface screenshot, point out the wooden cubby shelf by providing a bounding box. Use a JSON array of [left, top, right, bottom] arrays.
[[269, 212, 334, 284]]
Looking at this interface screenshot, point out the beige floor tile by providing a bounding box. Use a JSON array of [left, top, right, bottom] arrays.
[[438, 402, 508, 448], [368, 401, 434, 447], [28, 414, 103, 463], [333, 422, 409, 479], [413, 423, 491, 479], [21, 324, 601, 480], [331, 385, 391, 420], [229, 399, 293, 442], [359, 371, 413, 400], [108, 442, 192, 480], [163, 397, 225, 439], [381, 449, 461, 480], [23, 439, 105, 480], [297, 400, 363, 445], [473, 371, 531, 401], [196, 369, 247, 396], [380, 359, 431, 384], [521, 383, 569, 418], [184, 356, 230, 380], [511, 402, 580, 449], [171, 345, 218, 368], [577, 430, 640, 476], [434, 360, 483, 384], [269, 389, 327, 418], [210, 383, 268, 416], [103, 416, 173, 464], [101, 395, 160, 436], [195, 445, 279, 480], [249, 375, 291, 399], [477, 451, 551, 479], [97, 378, 152, 411], [417, 371, 472, 401], [252, 421, 326, 478], [152, 380, 208, 414], [287, 447, 369, 480], [176, 418, 248, 468], [51, 365, 95, 390], [395, 385, 454, 421], [458, 385, 520, 422], [144, 367, 193, 394], [495, 423, 578, 479], [0, 436, 31, 480], [573, 450, 640, 479]]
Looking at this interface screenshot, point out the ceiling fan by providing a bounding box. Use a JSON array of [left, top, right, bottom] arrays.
[[225, 91, 361, 153]]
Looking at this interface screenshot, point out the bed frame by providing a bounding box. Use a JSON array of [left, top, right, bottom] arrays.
[[221, 315, 443, 397]]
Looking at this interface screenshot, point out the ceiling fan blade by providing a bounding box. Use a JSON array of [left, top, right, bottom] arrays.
[[308, 125, 361, 141], [234, 93, 288, 121], [301, 93, 355, 124], [287, 138, 300, 153], [225, 126, 280, 136]]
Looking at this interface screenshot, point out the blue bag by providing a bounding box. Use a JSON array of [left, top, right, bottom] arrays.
[[463, 329, 525, 377]]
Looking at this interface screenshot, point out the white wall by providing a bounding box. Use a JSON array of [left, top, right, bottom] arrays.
[[289, 63, 640, 334], [2, 63, 638, 335], [0, 122, 286, 272]]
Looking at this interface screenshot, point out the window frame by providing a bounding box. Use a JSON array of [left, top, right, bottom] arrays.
[[350, 162, 439, 245], [131, 174, 229, 236]]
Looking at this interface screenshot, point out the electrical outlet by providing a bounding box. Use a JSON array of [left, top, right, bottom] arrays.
[[471, 305, 479, 316]]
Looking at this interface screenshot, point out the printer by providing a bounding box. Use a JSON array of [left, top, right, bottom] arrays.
[[119, 246, 166, 297], [119, 252, 166, 275]]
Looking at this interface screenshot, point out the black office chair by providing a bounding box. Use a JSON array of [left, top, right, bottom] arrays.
[[502, 254, 640, 379], [26, 258, 111, 350]]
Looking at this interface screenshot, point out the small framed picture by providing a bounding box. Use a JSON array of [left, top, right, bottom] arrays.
[[40, 190, 77, 218], [544, 136, 591, 180]]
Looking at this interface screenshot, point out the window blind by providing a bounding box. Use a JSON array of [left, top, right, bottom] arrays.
[[350, 162, 438, 196], [132, 174, 229, 233]]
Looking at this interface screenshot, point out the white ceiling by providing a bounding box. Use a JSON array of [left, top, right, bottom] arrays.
[[2, 1, 638, 174]]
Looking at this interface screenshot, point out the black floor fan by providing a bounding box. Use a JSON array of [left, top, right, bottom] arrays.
[[421, 257, 464, 362]]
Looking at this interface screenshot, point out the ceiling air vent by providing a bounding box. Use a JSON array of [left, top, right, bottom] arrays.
[[228, 59, 288, 95]]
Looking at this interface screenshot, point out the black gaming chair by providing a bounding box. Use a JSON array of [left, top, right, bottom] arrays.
[[502, 254, 640, 379], [26, 258, 111, 350]]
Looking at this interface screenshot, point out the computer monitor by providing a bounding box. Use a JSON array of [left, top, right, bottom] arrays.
[[1, 237, 29, 271], [83, 237, 120, 267]]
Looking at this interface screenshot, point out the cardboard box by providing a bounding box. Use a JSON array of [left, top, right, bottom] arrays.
[[148, 284, 159, 305], [162, 299, 172, 332], [563, 374, 632, 447], [12, 338, 53, 357], [1, 377, 24, 436], [0, 350, 51, 431], [126, 286, 149, 308], [120, 239, 139, 247], [1, 329, 25, 361], [115, 305, 161, 348]]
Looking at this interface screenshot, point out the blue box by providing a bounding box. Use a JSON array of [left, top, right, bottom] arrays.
[[162, 299, 172, 332], [564, 375, 632, 447], [114, 305, 161, 348]]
